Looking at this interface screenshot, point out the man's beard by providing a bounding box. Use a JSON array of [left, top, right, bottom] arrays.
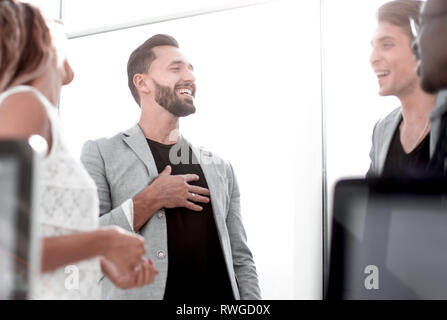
[[154, 81, 196, 117]]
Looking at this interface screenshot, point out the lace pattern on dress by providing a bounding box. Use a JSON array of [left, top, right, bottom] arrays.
[[0, 86, 101, 300]]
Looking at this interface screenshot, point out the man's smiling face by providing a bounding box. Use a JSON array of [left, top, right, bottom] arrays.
[[148, 45, 197, 117], [370, 21, 420, 98]]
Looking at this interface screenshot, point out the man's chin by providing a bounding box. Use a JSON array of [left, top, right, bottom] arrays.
[[378, 88, 390, 96], [171, 104, 196, 117], [177, 108, 196, 117]]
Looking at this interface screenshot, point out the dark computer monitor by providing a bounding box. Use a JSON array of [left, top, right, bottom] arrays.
[[0, 140, 36, 300], [327, 177, 447, 300]]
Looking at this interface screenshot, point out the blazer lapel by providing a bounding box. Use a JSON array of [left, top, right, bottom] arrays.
[[122, 124, 159, 177], [378, 110, 402, 175], [188, 140, 227, 232]]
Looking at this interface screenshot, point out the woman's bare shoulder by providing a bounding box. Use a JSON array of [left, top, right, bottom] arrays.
[[0, 90, 50, 140]]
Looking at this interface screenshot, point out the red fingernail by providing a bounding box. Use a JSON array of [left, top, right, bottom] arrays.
[[148, 258, 153, 265]]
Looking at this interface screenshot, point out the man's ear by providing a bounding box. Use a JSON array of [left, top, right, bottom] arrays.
[[133, 73, 150, 95]]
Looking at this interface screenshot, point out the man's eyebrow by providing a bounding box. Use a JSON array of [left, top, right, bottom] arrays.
[[378, 36, 395, 42], [168, 60, 194, 70], [371, 36, 395, 45]]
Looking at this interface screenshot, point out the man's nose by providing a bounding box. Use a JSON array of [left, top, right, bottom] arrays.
[[369, 47, 380, 67], [184, 70, 195, 83]]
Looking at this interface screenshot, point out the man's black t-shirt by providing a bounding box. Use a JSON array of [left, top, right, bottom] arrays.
[[382, 123, 430, 177], [146, 138, 234, 301]]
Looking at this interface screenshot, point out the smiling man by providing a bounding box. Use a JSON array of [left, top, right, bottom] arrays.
[[367, 0, 438, 177], [81, 34, 261, 300]]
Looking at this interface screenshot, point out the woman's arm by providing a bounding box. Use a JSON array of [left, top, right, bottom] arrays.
[[41, 226, 146, 274], [42, 227, 158, 290], [0, 91, 157, 288], [42, 227, 156, 288], [41, 229, 109, 273]]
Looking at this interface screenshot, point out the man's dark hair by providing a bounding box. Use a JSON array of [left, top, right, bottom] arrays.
[[377, 0, 423, 41], [127, 34, 179, 106]]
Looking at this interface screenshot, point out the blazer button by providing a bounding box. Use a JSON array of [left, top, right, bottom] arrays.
[[157, 211, 164, 219], [157, 250, 166, 259]]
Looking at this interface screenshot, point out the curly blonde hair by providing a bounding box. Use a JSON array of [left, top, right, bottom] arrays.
[[0, 0, 52, 91]]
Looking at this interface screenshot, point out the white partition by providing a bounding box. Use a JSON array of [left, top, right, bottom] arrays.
[[59, 0, 323, 299]]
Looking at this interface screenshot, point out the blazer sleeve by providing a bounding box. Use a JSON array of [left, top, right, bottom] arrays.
[[226, 163, 262, 300], [80, 140, 133, 232], [366, 121, 379, 178]]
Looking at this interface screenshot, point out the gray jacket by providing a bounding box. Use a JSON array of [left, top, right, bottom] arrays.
[[81, 124, 261, 300], [367, 90, 447, 177]]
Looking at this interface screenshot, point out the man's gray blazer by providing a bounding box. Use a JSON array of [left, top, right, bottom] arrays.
[[81, 124, 261, 300], [367, 90, 447, 177]]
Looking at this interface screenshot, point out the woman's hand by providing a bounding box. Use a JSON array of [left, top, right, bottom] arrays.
[[100, 257, 158, 289], [100, 226, 146, 274]]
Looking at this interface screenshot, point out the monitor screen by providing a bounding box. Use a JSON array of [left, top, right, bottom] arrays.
[[0, 141, 34, 300], [0, 156, 19, 299], [327, 178, 447, 300]]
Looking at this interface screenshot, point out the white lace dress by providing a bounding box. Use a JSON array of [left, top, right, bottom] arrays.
[[0, 86, 101, 300]]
